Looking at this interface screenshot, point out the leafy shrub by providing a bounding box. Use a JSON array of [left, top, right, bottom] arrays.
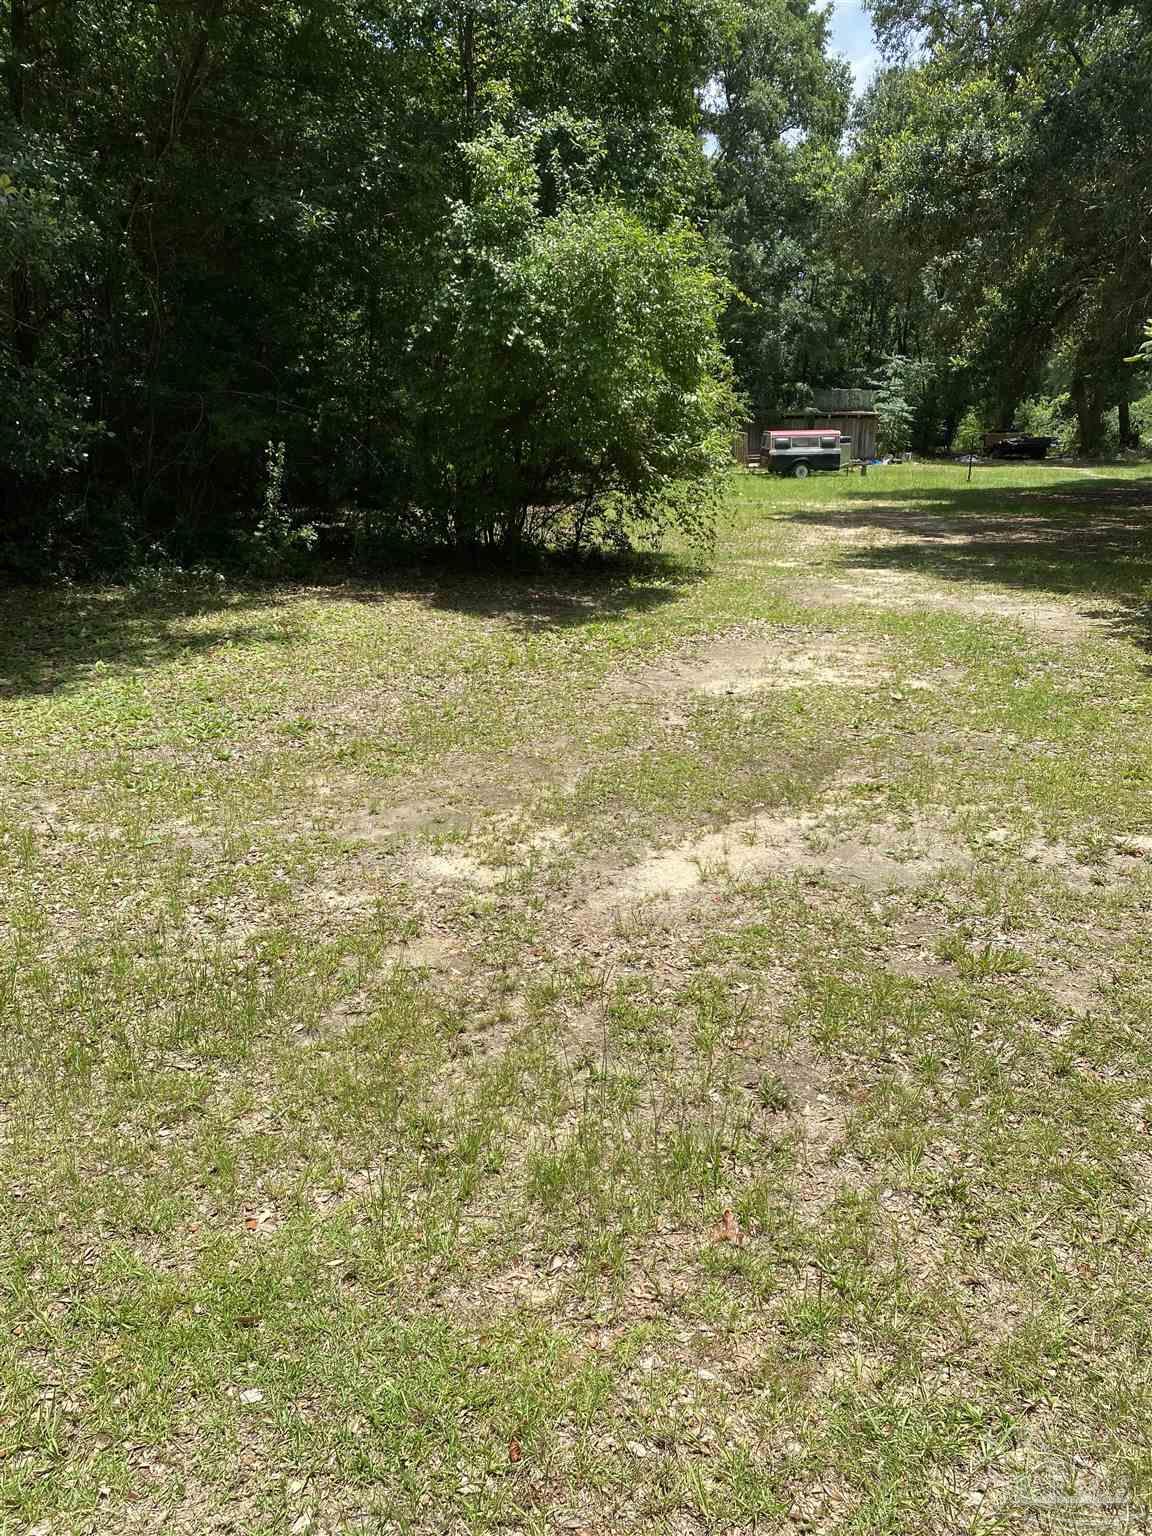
[[1016, 395, 1075, 452], [238, 441, 319, 576], [953, 408, 984, 456], [1126, 320, 1152, 368], [1132, 391, 1152, 448], [0, 153, 108, 575], [391, 132, 741, 555], [871, 361, 914, 456], [871, 354, 944, 456]]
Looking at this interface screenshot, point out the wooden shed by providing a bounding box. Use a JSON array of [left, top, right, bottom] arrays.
[[745, 389, 879, 465], [779, 410, 877, 462]]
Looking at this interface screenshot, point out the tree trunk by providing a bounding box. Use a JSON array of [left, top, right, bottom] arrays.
[[1071, 374, 1104, 458], [1119, 397, 1133, 450], [7, 0, 37, 370], [460, 8, 476, 129], [8, 0, 28, 120], [993, 394, 1018, 431]]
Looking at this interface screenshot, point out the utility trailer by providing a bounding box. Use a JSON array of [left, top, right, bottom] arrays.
[[760, 428, 852, 477], [982, 430, 1057, 460]]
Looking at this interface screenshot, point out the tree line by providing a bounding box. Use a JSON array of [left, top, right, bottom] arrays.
[[2, 0, 1149, 577], [844, 0, 1152, 459]]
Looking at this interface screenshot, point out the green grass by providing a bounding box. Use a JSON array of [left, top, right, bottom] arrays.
[[3, 459, 1152, 1533]]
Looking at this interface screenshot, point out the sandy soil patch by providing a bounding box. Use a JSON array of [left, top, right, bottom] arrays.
[[412, 850, 507, 888], [1022, 834, 1152, 888], [343, 798, 477, 839], [341, 748, 577, 843], [384, 932, 463, 971], [606, 624, 901, 700], [590, 810, 967, 913]]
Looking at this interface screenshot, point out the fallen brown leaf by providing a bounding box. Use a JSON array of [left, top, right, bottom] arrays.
[[712, 1208, 744, 1246]]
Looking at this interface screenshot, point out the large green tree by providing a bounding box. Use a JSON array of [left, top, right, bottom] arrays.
[[706, 0, 852, 417], [0, 0, 742, 571], [843, 0, 1152, 451]]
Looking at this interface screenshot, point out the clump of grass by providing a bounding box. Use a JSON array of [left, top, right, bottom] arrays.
[[756, 1071, 794, 1112]]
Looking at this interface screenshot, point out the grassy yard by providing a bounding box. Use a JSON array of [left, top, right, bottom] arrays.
[[4, 461, 1152, 1535]]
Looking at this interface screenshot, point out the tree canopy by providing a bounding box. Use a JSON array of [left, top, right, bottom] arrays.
[[839, 0, 1152, 450], [1, 0, 744, 571], [2, 0, 1149, 575]]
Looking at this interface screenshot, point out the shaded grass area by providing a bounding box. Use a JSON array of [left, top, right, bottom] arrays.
[[3, 461, 1152, 1533], [0, 555, 693, 701], [786, 468, 1152, 651]]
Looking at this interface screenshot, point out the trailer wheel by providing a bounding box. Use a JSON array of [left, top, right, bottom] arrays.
[[791, 461, 810, 479]]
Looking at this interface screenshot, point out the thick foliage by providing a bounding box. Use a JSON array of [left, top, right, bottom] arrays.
[[706, 0, 853, 418], [0, 0, 742, 573], [394, 136, 738, 550], [842, 0, 1152, 450]]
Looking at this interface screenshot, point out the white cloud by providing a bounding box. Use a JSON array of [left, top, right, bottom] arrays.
[[827, 0, 881, 94]]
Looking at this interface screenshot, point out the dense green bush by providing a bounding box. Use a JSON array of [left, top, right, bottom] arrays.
[[871, 355, 917, 455], [1014, 397, 1075, 454], [953, 408, 984, 456], [0, 153, 105, 572], [388, 134, 739, 553]]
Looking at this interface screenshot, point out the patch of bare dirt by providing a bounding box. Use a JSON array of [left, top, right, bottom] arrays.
[[733, 1041, 872, 1217], [1021, 835, 1152, 888], [1038, 971, 1100, 1016], [412, 850, 507, 889], [383, 932, 463, 971], [605, 623, 911, 700], [342, 798, 477, 839], [341, 747, 578, 844], [588, 810, 968, 913], [405, 819, 572, 893]]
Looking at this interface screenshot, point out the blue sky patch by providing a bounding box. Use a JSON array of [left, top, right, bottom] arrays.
[[828, 0, 880, 93]]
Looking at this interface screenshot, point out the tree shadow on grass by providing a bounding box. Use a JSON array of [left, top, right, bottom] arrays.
[[0, 551, 694, 699], [0, 584, 309, 700], [787, 473, 1152, 652], [318, 548, 694, 635]]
